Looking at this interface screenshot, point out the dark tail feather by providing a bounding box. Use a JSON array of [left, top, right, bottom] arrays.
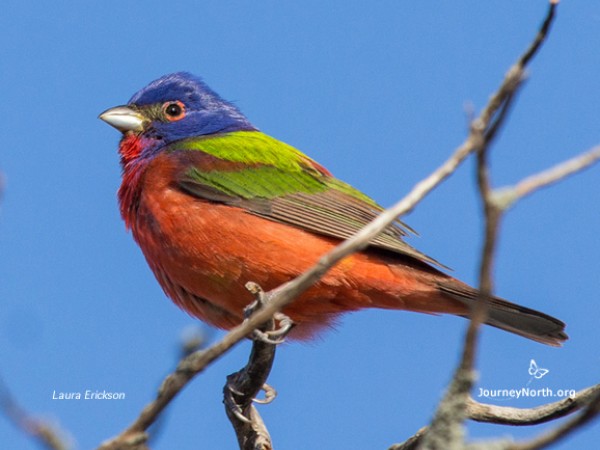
[[438, 281, 568, 347]]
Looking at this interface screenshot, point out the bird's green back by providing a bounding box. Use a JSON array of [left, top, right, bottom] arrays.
[[171, 131, 443, 267]]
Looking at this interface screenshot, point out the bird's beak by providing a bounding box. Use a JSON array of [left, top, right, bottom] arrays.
[[99, 105, 146, 133]]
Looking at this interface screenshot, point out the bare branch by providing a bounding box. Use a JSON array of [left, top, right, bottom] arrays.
[[509, 389, 600, 450], [519, 0, 558, 67], [0, 377, 71, 450], [467, 383, 600, 426], [492, 145, 600, 211]]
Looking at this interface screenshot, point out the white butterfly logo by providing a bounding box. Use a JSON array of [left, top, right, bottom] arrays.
[[528, 359, 549, 379]]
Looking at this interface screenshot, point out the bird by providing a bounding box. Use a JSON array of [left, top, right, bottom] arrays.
[[99, 72, 567, 346]]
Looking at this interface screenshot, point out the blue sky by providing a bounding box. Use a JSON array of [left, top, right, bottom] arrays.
[[1, 1, 599, 448]]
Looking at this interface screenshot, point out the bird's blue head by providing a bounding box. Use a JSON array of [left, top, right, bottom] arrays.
[[100, 72, 257, 148]]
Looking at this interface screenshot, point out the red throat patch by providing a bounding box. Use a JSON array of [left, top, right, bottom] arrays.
[[117, 134, 147, 229], [118, 134, 144, 166]]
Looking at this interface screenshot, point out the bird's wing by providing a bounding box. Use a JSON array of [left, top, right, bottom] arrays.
[[170, 131, 445, 268]]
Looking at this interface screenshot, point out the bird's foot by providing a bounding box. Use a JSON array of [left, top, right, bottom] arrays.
[[252, 383, 277, 405], [252, 312, 295, 345], [224, 383, 252, 424], [244, 282, 295, 344], [224, 383, 277, 423]]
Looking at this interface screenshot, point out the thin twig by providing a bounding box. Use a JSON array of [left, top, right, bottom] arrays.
[[0, 377, 71, 450], [493, 145, 600, 211], [520, 0, 558, 67]]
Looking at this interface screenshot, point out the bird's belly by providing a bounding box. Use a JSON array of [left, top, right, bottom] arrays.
[[130, 183, 454, 338], [131, 185, 361, 331]]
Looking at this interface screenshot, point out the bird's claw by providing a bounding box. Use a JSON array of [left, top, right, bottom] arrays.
[[224, 382, 276, 423], [252, 329, 285, 345], [244, 282, 295, 343], [231, 404, 253, 424], [224, 383, 253, 424], [226, 384, 245, 397], [251, 312, 295, 344], [253, 383, 277, 405]]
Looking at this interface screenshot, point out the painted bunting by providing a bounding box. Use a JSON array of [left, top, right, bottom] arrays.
[[100, 72, 567, 346]]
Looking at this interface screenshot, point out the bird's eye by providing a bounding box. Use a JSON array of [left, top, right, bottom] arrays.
[[162, 101, 186, 121]]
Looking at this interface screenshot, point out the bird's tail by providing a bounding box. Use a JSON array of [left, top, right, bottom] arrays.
[[437, 281, 568, 347]]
